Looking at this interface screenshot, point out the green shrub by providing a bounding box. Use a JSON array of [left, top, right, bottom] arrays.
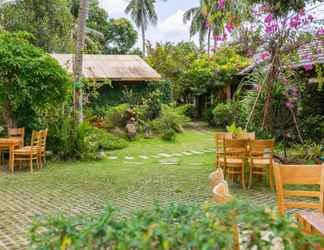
[[76, 123, 128, 160], [212, 102, 241, 128], [300, 115, 324, 143], [288, 140, 323, 161], [30, 201, 324, 249], [103, 104, 129, 129], [152, 105, 190, 141]]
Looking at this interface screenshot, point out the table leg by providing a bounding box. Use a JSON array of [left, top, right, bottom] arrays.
[[9, 144, 14, 173]]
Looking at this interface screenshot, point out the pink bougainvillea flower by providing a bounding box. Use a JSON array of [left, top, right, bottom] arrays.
[[282, 78, 289, 85], [225, 23, 235, 33], [213, 35, 224, 41], [203, 20, 210, 29], [304, 64, 313, 71], [218, 0, 225, 9], [308, 15, 314, 22], [299, 8, 305, 16], [264, 13, 273, 23], [260, 51, 270, 61], [259, 3, 269, 13], [316, 28, 324, 36], [265, 23, 278, 34], [289, 16, 301, 29]]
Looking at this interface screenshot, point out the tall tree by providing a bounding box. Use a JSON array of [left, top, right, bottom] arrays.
[[73, 0, 88, 122], [125, 0, 158, 56]]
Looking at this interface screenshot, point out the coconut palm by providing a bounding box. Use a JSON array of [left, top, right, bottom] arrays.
[[125, 0, 158, 56], [183, 0, 217, 55], [73, 0, 88, 122]]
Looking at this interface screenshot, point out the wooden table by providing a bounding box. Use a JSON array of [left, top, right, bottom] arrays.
[[0, 138, 21, 173], [296, 211, 324, 250]]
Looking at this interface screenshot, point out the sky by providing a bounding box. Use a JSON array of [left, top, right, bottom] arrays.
[[99, 0, 199, 48], [99, 1, 324, 49]]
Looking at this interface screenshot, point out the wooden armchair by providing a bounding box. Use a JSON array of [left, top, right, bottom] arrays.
[[215, 132, 232, 169], [224, 139, 249, 189], [273, 164, 324, 216], [12, 131, 42, 173], [248, 139, 275, 189]]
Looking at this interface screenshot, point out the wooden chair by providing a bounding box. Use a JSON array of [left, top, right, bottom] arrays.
[[8, 127, 25, 148], [248, 139, 275, 189], [12, 131, 42, 173], [236, 132, 256, 140], [39, 129, 48, 167], [224, 139, 249, 189], [0, 127, 25, 166], [215, 132, 232, 168], [273, 164, 324, 216]]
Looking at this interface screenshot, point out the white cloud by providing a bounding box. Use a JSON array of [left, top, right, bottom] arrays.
[[99, 0, 128, 18], [147, 10, 195, 45]]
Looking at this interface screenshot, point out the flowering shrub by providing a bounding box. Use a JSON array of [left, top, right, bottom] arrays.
[[30, 201, 324, 249]]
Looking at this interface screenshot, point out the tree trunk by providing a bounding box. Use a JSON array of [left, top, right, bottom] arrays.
[[141, 8, 146, 56], [2, 100, 16, 129], [73, 0, 88, 123], [207, 28, 211, 57], [226, 85, 231, 102]]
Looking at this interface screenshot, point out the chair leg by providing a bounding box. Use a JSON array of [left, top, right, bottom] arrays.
[[29, 157, 33, 173], [241, 165, 246, 190], [269, 165, 274, 190], [248, 165, 253, 189]]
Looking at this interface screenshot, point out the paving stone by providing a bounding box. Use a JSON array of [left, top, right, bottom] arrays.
[[182, 152, 192, 156], [108, 156, 118, 160], [125, 156, 134, 160], [158, 153, 172, 158], [139, 155, 149, 160]]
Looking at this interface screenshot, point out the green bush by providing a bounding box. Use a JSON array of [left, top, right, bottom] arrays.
[[103, 104, 129, 129], [30, 201, 324, 249], [212, 102, 241, 128], [152, 105, 190, 141], [76, 123, 128, 160], [300, 115, 324, 143]]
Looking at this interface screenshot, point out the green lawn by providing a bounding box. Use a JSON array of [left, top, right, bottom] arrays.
[[0, 128, 275, 249]]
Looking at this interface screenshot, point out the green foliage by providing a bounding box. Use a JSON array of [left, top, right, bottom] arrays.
[[152, 105, 190, 141], [0, 0, 73, 52], [103, 104, 129, 129], [226, 122, 245, 135], [212, 102, 244, 128], [30, 201, 324, 249], [0, 32, 69, 131], [105, 18, 138, 54], [288, 140, 323, 161]]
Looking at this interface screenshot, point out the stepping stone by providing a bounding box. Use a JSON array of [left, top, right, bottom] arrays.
[[152, 155, 161, 159], [182, 152, 192, 156], [191, 150, 203, 155], [159, 158, 179, 165], [190, 162, 204, 166], [158, 153, 172, 158], [172, 153, 182, 157], [123, 161, 141, 165], [125, 156, 134, 160], [108, 156, 118, 160], [139, 155, 149, 160]]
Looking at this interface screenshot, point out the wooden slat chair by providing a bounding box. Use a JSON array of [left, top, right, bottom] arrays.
[[236, 132, 256, 140], [0, 127, 25, 166], [273, 164, 324, 216], [248, 139, 275, 189], [215, 132, 232, 168], [12, 131, 42, 173], [224, 139, 249, 189], [8, 127, 25, 148]]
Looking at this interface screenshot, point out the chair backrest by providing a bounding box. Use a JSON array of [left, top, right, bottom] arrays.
[[30, 131, 42, 149], [40, 129, 48, 151], [274, 164, 324, 216], [236, 132, 256, 140], [249, 139, 274, 158], [8, 127, 25, 147], [224, 139, 248, 159], [215, 132, 232, 154]]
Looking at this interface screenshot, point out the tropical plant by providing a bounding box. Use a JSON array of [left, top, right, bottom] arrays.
[[125, 0, 160, 55], [288, 140, 323, 161], [30, 201, 324, 249], [152, 105, 190, 141]]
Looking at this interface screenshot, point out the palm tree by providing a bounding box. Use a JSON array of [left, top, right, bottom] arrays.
[[73, 0, 88, 122], [183, 0, 217, 55], [125, 0, 158, 56]]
